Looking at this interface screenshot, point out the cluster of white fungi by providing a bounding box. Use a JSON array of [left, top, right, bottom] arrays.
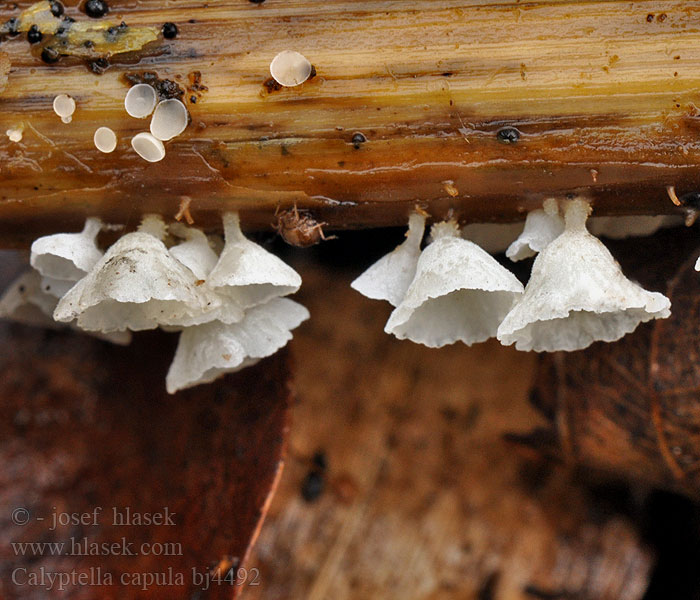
[[0, 214, 307, 393], [352, 198, 673, 352]]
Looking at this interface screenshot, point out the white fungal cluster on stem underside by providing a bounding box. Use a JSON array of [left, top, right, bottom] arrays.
[[352, 198, 673, 352], [0, 213, 307, 393]]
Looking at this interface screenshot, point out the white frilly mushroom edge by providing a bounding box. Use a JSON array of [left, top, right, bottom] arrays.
[[497, 198, 671, 352], [352, 202, 673, 352], [0, 212, 307, 393]]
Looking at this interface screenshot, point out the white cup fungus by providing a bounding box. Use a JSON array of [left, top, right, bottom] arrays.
[[385, 220, 524, 348], [497, 198, 671, 352], [93, 126, 117, 153], [131, 132, 166, 162], [269, 50, 313, 87], [53, 94, 75, 123], [124, 83, 157, 118], [506, 198, 564, 262], [351, 212, 426, 307], [150, 98, 188, 141]]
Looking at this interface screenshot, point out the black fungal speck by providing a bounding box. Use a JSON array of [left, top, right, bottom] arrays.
[[50, 1, 64, 16], [41, 47, 60, 64], [352, 132, 366, 149], [249, 0, 266, 3], [496, 127, 521, 144], [162, 22, 178, 39], [301, 470, 324, 502], [27, 25, 42, 44], [679, 192, 700, 209], [84, 0, 109, 18]]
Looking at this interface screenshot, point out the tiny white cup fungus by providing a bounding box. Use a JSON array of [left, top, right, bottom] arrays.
[[131, 132, 166, 163], [506, 199, 564, 262], [40, 276, 75, 299], [269, 50, 313, 87], [6, 126, 23, 142], [497, 199, 671, 352], [31, 217, 104, 281], [165, 297, 309, 394], [150, 99, 188, 141], [124, 83, 157, 118], [54, 215, 219, 332], [384, 220, 524, 348], [53, 94, 76, 123], [351, 212, 426, 307], [94, 127, 117, 153], [207, 212, 302, 309]]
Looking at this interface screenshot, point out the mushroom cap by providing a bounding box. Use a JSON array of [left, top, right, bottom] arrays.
[[350, 212, 425, 306], [40, 275, 76, 298], [165, 297, 309, 393], [385, 224, 524, 348], [506, 205, 564, 262], [168, 225, 219, 280], [30, 217, 103, 280], [207, 212, 302, 309], [54, 231, 219, 332], [124, 83, 157, 118], [497, 201, 671, 352], [0, 271, 61, 328], [150, 99, 188, 141], [269, 50, 312, 87]]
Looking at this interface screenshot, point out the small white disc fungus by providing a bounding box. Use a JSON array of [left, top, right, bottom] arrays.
[[53, 94, 75, 122], [497, 199, 671, 352], [165, 297, 309, 394], [6, 126, 23, 142], [385, 220, 524, 348], [351, 212, 426, 307], [506, 199, 564, 262], [207, 212, 302, 309], [31, 217, 104, 281], [131, 132, 166, 162], [54, 215, 218, 332], [124, 83, 157, 118], [150, 99, 188, 141], [94, 127, 117, 153], [269, 50, 313, 87]]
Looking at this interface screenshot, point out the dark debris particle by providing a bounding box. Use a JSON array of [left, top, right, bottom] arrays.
[[41, 47, 60, 64], [249, 0, 266, 3], [352, 132, 366, 149], [162, 21, 178, 39], [678, 192, 700, 209], [190, 95, 197, 103], [312, 450, 328, 471], [263, 77, 282, 92], [309, 64, 316, 79], [496, 126, 521, 144], [124, 71, 185, 101], [27, 25, 42, 44], [646, 13, 655, 22], [6, 17, 20, 37], [50, 1, 64, 16], [301, 470, 325, 503], [88, 57, 109, 74], [84, 0, 109, 18]]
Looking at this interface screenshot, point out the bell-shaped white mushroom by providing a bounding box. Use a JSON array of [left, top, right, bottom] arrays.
[[385, 220, 524, 348], [168, 223, 219, 280], [497, 199, 671, 352], [207, 212, 302, 309], [30, 217, 104, 281], [0, 270, 131, 345], [54, 215, 219, 332], [0, 271, 61, 328], [350, 212, 425, 306], [506, 199, 564, 261], [165, 297, 309, 393]]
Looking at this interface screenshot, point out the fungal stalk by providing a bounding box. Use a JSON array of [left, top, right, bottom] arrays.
[[351, 212, 426, 306], [506, 198, 564, 261], [385, 220, 524, 348], [497, 199, 671, 352], [207, 212, 302, 309]]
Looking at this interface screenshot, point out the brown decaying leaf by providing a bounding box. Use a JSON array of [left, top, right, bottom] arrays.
[[528, 226, 700, 499], [0, 276, 292, 600]]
